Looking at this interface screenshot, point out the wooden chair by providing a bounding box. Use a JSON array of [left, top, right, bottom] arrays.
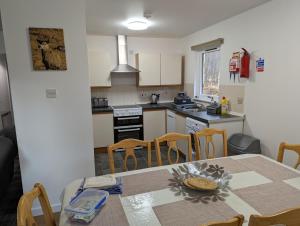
[[193, 128, 228, 160], [17, 183, 56, 226], [200, 215, 244, 226], [277, 142, 300, 169], [108, 139, 152, 173], [249, 207, 300, 226], [154, 132, 192, 166]]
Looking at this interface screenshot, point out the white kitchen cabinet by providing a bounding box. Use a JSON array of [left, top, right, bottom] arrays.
[[93, 113, 114, 148], [88, 51, 112, 87], [161, 54, 182, 85], [143, 110, 166, 140], [135, 53, 161, 86], [166, 110, 176, 133], [175, 113, 186, 134], [175, 113, 189, 156]]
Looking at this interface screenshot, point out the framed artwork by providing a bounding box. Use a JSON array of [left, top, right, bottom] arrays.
[[29, 27, 67, 70]]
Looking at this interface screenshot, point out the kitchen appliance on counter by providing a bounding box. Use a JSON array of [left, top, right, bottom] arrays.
[[113, 106, 143, 143], [206, 102, 221, 115], [92, 97, 108, 108], [150, 93, 160, 104], [174, 92, 193, 105], [172, 92, 201, 111]]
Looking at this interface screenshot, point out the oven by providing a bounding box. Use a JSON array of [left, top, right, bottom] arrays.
[[113, 106, 144, 143]]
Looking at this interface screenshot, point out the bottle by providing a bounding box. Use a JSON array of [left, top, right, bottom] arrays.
[[221, 96, 229, 115]]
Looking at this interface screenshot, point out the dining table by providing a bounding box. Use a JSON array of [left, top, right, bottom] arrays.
[[59, 154, 300, 226]]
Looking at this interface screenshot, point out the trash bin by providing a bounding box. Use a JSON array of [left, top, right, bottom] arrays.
[[228, 133, 261, 156]]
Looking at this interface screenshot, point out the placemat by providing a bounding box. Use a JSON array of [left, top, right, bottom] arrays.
[[206, 157, 249, 173], [153, 199, 238, 226], [122, 169, 172, 197], [68, 195, 129, 226], [233, 181, 300, 215], [237, 156, 300, 181]]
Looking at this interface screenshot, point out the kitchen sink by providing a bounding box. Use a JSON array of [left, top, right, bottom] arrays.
[[182, 107, 206, 113]]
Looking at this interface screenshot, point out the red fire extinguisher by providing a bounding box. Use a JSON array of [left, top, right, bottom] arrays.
[[240, 48, 250, 78]]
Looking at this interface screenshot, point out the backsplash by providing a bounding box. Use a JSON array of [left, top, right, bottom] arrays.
[[91, 75, 182, 105]]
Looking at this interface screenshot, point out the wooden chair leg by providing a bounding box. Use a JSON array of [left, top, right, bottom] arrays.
[[155, 139, 162, 166], [108, 149, 115, 174], [193, 134, 201, 161], [147, 143, 152, 168], [277, 142, 285, 163]]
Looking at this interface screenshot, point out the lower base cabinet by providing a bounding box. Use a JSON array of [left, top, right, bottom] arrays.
[[143, 110, 166, 141], [93, 113, 114, 148]]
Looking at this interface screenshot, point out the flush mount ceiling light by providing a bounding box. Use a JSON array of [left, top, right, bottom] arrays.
[[124, 18, 151, 30]]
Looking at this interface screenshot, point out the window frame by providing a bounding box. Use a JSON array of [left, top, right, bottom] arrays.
[[194, 47, 221, 103]]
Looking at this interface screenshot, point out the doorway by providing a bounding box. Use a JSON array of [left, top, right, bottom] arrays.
[[0, 12, 23, 226]]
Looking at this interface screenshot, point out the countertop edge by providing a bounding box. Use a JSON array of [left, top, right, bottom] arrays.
[[92, 103, 244, 124]]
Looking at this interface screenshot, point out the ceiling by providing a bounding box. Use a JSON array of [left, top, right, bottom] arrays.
[[86, 0, 270, 38]]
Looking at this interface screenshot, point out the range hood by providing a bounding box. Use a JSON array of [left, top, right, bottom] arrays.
[[111, 35, 140, 74]]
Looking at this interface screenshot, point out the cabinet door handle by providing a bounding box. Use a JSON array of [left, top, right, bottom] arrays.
[[117, 116, 140, 120], [118, 128, 141, 132]]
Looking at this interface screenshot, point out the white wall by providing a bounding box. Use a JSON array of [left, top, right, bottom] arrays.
[[1, 0, 95, 214], [0, 31, 5, 53], [88, 35, 183, 105], [182, 0, 300, 166]]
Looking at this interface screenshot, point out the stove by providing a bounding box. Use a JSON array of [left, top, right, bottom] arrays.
[[113, 105, 142, 117], [112, 106, 143, 142]]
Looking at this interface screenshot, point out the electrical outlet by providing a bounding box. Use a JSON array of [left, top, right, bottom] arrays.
[[46, 89, 57, 98], [237, 97, 243, 105]]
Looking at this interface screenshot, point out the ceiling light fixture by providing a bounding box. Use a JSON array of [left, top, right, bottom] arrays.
[[125, 18, 150, 31]]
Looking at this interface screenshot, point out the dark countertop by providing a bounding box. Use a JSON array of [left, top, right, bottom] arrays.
[[92, 102, 244, 124], [92, 106, 113, 113]]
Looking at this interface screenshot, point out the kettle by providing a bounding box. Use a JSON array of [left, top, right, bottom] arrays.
[[150, 93, 160, 104]]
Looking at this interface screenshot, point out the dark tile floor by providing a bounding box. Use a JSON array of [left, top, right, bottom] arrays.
[[95, 146, 186, 175]]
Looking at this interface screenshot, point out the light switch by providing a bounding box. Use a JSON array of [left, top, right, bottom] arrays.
[[46, 89, 57, 98]]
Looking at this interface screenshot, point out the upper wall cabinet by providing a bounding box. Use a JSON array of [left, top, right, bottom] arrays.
[[88, 51, 112, 87], [161, 54, 182, 85], [135, 53, 183, 87], [136, 53, 161, 86]]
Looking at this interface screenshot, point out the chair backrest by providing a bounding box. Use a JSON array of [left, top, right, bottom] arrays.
[[107, 139, 151, 173], [154, 132, 192, 166], [193, 128, 228, 160], [200, 215, 244, 226], [17, 183, 56, 226], [249, 207, 300, 226], [277, 142, 300, 169]]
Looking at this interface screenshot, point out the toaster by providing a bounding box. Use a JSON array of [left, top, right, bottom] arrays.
[[92, 97, 108, 108]]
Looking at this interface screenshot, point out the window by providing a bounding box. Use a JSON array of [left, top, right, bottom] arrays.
[[202, 49, 220, 96], [194, 48, 221, 101]]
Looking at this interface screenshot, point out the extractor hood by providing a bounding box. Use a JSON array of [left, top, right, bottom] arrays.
[[111, 35, 140, 74]]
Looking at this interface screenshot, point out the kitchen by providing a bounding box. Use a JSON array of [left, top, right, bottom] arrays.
[[4, 0, 300, 225], [89, 34, 245, 173]]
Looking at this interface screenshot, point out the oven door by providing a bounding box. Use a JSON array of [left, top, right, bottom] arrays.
[[114, 115, 143, 127], [114, 125, 144, 142]]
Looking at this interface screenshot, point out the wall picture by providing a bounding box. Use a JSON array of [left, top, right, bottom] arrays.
[[29, 27, 67, 70]]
